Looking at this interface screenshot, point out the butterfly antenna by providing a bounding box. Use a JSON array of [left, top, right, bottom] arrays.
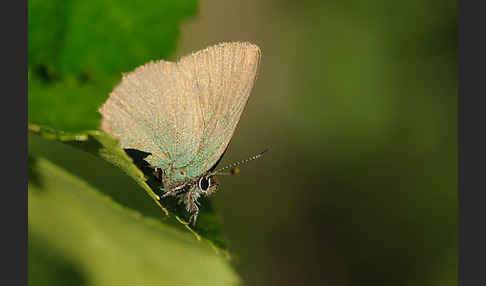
[[212, 149, 269, 176]]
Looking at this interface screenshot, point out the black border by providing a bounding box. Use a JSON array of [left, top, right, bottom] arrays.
[[2, 0, 28, 284], [458, 0, 486, 285], [0, 0, 27, 283]]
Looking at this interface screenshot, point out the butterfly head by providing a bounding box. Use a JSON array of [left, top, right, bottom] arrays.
[[196, 174, 219, 195], [159, 149, 268, 226], [161, 168, 219, 197]]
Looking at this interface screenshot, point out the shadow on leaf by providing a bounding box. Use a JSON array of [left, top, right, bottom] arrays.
[[29, 232, 87, 286], [28, 155, 44, 189], [29, 131, 228, 250]]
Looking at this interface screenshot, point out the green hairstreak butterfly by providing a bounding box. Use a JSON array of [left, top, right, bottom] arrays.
[[99, 42, 266, 224]]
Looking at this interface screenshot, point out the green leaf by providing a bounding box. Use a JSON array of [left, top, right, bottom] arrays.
[[28, 0, 196, 76], [28, 0, 197, 132], [29, 123, 230, 253], [29, 156, 240, 286], [28, 75, 114, 133]]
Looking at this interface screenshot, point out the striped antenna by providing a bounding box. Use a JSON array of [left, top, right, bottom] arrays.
[[212, 149, 269, 175]]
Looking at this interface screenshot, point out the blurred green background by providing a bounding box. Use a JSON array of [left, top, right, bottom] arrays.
[[28, 0, 457, 285]]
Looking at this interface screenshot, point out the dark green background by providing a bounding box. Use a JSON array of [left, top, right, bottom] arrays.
[[28, 0, 457, 285]]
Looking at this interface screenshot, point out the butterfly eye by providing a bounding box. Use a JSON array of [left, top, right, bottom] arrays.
[[198, 177, 210, 191]]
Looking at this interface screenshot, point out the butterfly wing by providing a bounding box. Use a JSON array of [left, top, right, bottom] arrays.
[[177, 42, 261, 178], [99, 60, 203, 170]]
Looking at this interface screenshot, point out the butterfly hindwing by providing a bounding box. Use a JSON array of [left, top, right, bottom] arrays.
[[99, 60, 203, 171]]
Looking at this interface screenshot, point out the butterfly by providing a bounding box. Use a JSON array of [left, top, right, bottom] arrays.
[[99, 42, 266, 224]]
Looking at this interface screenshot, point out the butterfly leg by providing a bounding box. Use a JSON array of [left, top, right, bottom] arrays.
[[189, 210, 199, 227], [181, 189, 200, 226], [161, 184, 188, 198], [153, 168, 162, 182]]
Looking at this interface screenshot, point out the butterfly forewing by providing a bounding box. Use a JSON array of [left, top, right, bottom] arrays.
[[178, 42, 261, 178]]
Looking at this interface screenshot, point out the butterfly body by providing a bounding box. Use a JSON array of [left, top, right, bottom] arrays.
[[99, 42, 261, 224]]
